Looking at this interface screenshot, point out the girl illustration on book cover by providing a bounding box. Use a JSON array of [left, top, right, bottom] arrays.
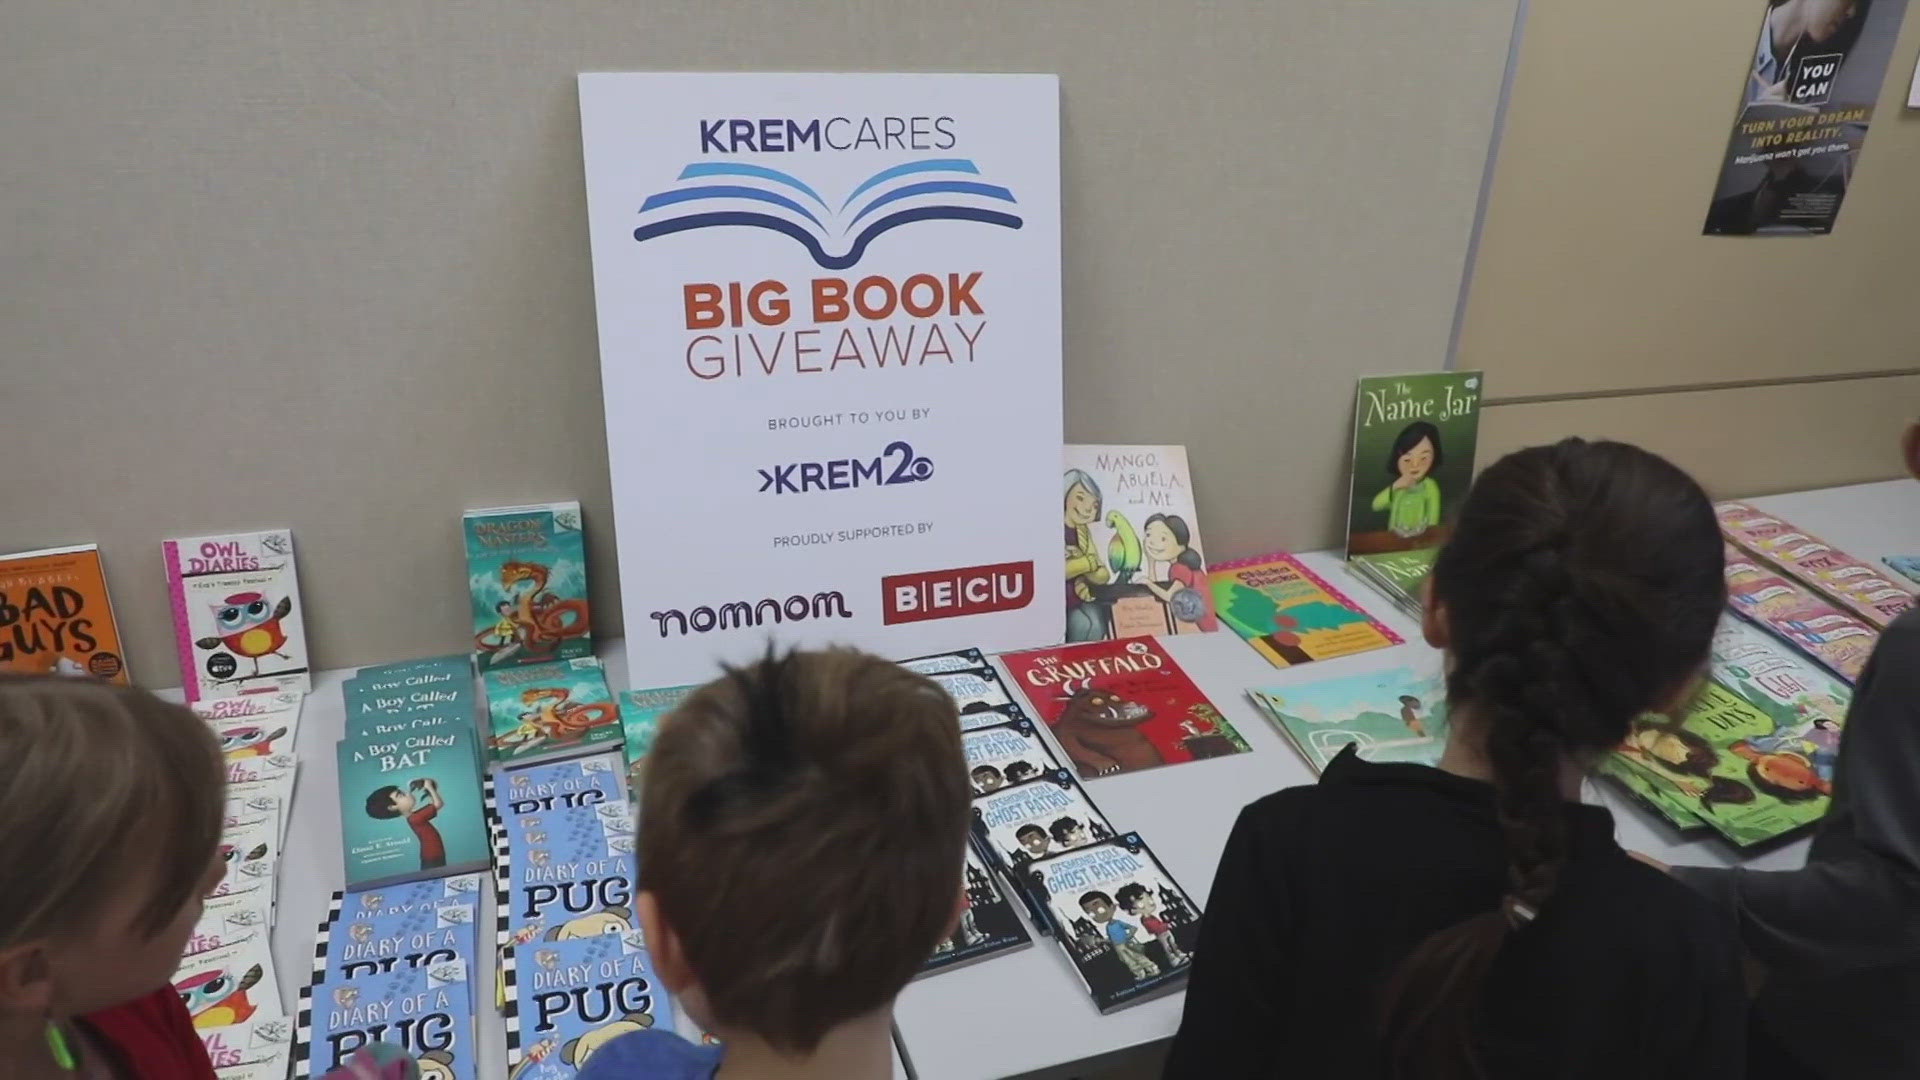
[[1140, 513, 1217, 632], [1371, 421, 1445, 541], [1064, 470, 1113, 642]]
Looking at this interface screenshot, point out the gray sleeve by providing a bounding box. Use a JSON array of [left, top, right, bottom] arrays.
[[1674, 852, 1920, 979]]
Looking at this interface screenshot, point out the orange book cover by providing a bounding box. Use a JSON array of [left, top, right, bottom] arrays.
[[0, 544, 130, 683]]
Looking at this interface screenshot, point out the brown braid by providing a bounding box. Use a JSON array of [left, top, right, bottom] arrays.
[[1380, 439, 1725, 1079]]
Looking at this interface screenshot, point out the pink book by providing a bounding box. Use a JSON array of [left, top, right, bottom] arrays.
[[162, 530, 311, 701]]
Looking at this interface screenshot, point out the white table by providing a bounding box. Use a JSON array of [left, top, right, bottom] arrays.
[[267, 652, 914, 1079], [890, 478, 1920, 1080]]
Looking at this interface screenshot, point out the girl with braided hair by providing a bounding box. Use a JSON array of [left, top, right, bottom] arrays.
[[1166, 439, 1745, 1079]]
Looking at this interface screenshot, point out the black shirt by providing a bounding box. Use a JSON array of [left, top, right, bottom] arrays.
[[1164, 749, 1747, 1079]]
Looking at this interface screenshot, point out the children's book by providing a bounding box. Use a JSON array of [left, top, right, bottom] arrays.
[[465, 502, 592, 670], [1718, 504, 1914, 628], [924, 666, 1018, 711], [899, 646, 992, 675], [1022, 833, 1199, 1014], [1609, 676, 1839, 847], [338, 728, 490, 891], [482, 657, 621, 766], [1343, 372, 1482, 613], [330, 875, 490, 923], [920, 845, 1034, 978], [971, 769, 1117, 870], [496, 752, 626, 823], [198, 691, 305, 770], [200, 1015, 297, 1076], [1249, 664, 1449, 772], [505, 932, 675, 1076], [616, 685, 695, 783], [1001, 638, 1247, 779], [1347, 548, 1435, 622], [345, 657, 474, 732], [162, 530, 310, 701], [1883, 555, 1920, 589], [962, 719, 1061, 794], [0, 544, 128, 683], [504, 802, 636, 870], [1724, 545, 1876, 683], [958, 702, 1033, 731], [294, 961, 475, 1080], [313, 899, 477, 982], [175, 936, 283, 1031], [1208, 553, 1401, 669], [1062, 445, 1218, 643]]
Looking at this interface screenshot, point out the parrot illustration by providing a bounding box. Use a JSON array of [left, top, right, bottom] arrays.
[[196, 593, 294, 680], [1105, 511, 1143, 582], [178, 964, 264, 1028]]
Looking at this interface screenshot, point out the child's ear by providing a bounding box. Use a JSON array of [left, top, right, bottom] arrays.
[[636, 891, 695, 994], [0, 942, 54, 1015]]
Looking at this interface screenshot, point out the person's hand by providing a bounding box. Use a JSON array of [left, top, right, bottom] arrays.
[[1627, 849, 1671, 874], [1392, 475, 1415, 491]]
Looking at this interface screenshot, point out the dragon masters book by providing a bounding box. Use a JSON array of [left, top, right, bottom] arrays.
[[465, 502, 592, 670]]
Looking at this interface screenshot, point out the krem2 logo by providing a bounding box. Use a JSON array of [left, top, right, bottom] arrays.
[[759, 440, 934, 495], [650, 591, 853, 637]]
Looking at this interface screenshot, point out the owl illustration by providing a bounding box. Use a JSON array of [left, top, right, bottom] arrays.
[[179, 964, 264, 1028], [219, 725, 287, 760], [196, 592, 294, 679]]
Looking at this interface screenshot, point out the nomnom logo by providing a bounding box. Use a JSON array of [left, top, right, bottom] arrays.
[[881, 561, 1034, 625], [649, 592, 853, 637]]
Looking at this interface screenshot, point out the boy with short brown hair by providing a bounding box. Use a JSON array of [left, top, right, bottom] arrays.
[[579, 647, 971, 1080]]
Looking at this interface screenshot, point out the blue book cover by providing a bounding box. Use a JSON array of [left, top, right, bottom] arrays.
[[505, 932, 676, 1077], [1248, 663, 1449, 772], [315, 898, 477, 982], [295, 961, 475, 1080], [346, 661, 473, 723], [465, 502, 592, 670], [335, 875, 489, 924], [337, 730, 491, 891], [500, 840, 638, 946], [482, 657, 623, 766], [495, 752, 625, 823], [1023, 833, 1199, 1014], [505, 803, 634, 870]]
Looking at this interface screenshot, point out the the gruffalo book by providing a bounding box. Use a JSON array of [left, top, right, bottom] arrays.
[[1001, 638, 1246, 779]]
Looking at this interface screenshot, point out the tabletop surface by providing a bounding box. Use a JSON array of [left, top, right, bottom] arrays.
[[890, 478, 1919, 1080], [262, 478, 1917, 1080]]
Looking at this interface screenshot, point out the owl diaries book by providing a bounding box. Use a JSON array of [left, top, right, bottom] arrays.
[[175, 935, 283, 1033], [294, 960, 476, 1080], [1001, 638, 1246, 779], [162, 530, 310, 701], [338, 727, 490, 891], [482, 657, 623, 766], [1344, 372, 1482, 615], [1249, 663, 1449, 772], [1062, 445, 1218, 644], [1718, 503, 1913, 628], [465, 502, 593, 671], [0, 544, 128, 683], [1023, 833, 1199, 1014], [1208, 553, 1400, 669], [919, 844, 1034, 978], [505, 931, 676, 1077]]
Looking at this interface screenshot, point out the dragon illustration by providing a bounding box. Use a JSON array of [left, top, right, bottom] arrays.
[[475, 561, 590, 662], [491, 687, 619, 754]]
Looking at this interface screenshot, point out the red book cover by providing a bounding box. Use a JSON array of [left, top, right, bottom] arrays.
[[1001, 638, 1247, 778]]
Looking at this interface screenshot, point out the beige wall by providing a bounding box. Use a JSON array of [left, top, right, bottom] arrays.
[[2, 1, 1518, 686], [1460, 0, 1920, 492]]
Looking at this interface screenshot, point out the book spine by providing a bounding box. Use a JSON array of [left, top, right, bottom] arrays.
[[161, 540, 202, 702]]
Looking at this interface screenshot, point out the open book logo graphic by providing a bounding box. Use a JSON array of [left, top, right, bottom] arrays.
[[631, 158, 1022, 270]]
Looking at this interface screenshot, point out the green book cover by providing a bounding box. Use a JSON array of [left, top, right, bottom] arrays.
[[481, 656, 622, 765], [1249, 665, 1449, 773], [345, 666, 474, 726], [352, 707, 485, 781], [617, 685, 697, 778], [464, 502, 592, 670], [1344, 373, 1482, 561], [337, 727, 490, 891], [1612, 675, 1838, 847]]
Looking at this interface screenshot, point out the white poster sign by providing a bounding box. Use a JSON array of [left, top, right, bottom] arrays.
[[579, 73, 1064, 687]]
